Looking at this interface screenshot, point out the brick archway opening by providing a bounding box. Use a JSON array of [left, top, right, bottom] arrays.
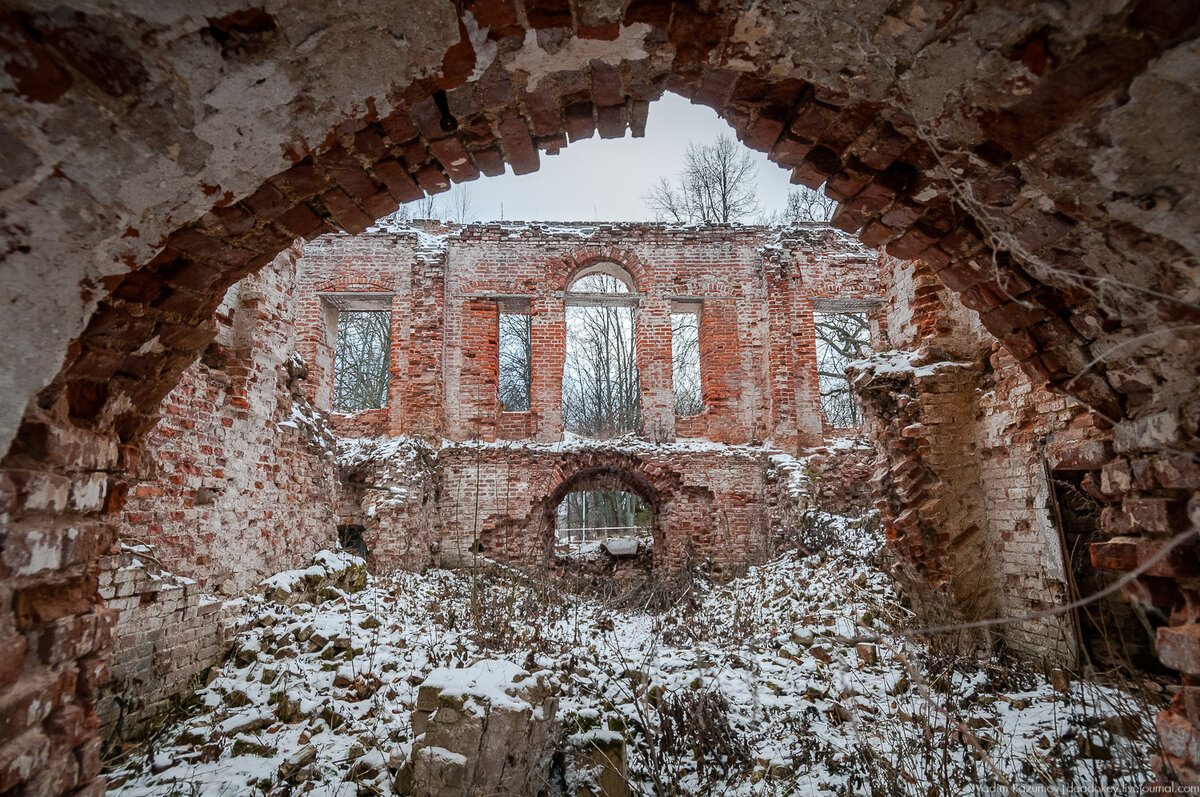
[[1, 3, 1198, 792], [539, 462, 664, 569]]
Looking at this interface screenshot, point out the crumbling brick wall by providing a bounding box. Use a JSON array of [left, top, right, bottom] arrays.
[[94, 250, 346, 741], [436, 441, 767, 576], [95, 543, 228, 742], [294, 223, 882, 449], [0, 3, 1197, 793], [853, 254, 1112, 662], [119, 250, 340, 594]]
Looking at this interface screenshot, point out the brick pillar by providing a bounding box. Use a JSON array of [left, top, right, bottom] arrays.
[[764, 258, 823, 449], [794, 299, 824, 447], [387, 293, 407, 435], [295, 295, 337, 412], [0, 415, 122, 796], [403, 247, 445, 437], [636, 295, 674, 443], [530, 293, 565, 442], [460, 299, 500, 441]]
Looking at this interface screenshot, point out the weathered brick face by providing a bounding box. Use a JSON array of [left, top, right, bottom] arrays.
[[119, 250, 340, 594], [295, 223, 882, 450], [0, 1, 1197, 792], [852, 255, 1113, 662], [302, 223, 879, 577]]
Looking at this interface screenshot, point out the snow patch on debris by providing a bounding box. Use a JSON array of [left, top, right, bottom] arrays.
[[849, 348, 977, 380], [107, 516, 1158, 796]]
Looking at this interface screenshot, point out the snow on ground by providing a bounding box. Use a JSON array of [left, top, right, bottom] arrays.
[[105, 514, 1158, 796]]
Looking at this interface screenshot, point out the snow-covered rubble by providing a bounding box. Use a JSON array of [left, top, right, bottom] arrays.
[[105, 514, 1159, 796]]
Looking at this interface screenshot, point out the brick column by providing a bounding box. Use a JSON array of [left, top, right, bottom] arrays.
[[636, 295, 674, 443], [530, 293, 565, 442], [387, 293, 408, 435], [403, 248, 445, 437], [793, 299, 825, 447]]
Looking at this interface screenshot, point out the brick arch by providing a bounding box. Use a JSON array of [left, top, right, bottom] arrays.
[[528, 450, 688, 569], [552, 245, 648, 293], [2, 3, 1198, 792], [311, 277, 393, 293], [10, 8, 1175, 459]]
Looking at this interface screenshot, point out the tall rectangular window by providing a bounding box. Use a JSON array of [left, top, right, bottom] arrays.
[[333, 310, 391, 411], [498, 306, 532, 413], [814, 311, 870, 427], [671, 305, 701, 417]]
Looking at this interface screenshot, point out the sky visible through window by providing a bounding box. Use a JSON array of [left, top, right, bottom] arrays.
[[428, 93, 798, 223]]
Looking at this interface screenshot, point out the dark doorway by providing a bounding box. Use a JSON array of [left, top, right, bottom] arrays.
[[1053, 470, 1167, 673]]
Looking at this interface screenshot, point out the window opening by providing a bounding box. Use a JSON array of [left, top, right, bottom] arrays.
[[333, 310, 391, 411], [554, 489, 652, 555], [337, 524, 371, 559], [498, 304, 532, 412], [671, 306, 701, 416], [814, 311, 870, 427], [562, 267, 640, 438]]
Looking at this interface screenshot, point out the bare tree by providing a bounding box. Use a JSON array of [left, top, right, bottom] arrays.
[[498, 311, 531, 412], [446, 184, 477, 223], [333, 310, 391, 411], [413, 191, 440, 220], [814, 312, 871, 427], [783, 186, 837, 224], [645, 135, 760, 224], [671, 311, 702, 416]]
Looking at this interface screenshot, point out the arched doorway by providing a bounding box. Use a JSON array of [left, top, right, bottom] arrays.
[[541, 463, 663, 568]]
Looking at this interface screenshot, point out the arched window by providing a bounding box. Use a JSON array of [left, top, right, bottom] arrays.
[[562, 263, 641, 438], [566, 262, 635, 294]]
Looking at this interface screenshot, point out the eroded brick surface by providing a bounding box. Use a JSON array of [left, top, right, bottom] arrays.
[[0, 2, 1197, 791]]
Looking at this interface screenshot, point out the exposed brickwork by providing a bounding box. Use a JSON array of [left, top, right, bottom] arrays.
[[0, 2, 1197, 792], [436, 442, 768, 576], [852, 254, 1119, 663], [96, 544, 229, 742], [296, 224, 880, 450], [118, 251, 340, 594]]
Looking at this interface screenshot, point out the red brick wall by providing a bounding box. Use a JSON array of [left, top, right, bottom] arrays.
[[119, 250, 340, 594], [294, 223, 882, 449], [434, 442, 768, 576], [853, 254, 1111, 663]]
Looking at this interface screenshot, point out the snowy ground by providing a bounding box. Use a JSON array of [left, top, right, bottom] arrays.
[[105, 515, 1160, 796]]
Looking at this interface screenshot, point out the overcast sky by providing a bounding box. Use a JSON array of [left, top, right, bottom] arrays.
[[427, 93, 798, 223]]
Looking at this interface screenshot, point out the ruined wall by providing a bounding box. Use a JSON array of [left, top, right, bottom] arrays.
[[1, 3, 1198, 793], [336, 436, 442, 571], [854, 254, 1112, 662], [119, 250, 340, 594], [437, 440, 768, 576], [89, 251, 346, 742], [95, 543, 229, 742], [295, 223, 880, 450], [294, 231, 446, 437]]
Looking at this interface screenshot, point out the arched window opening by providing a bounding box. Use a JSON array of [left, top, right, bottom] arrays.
[[567, 262, 635, 293], [554, 489, 653, 556], [562, 263, 641, 438]]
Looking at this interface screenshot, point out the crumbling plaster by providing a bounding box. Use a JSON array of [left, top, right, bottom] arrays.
[[3, 1, 1199, 456], [0, 2, 463, 455]]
